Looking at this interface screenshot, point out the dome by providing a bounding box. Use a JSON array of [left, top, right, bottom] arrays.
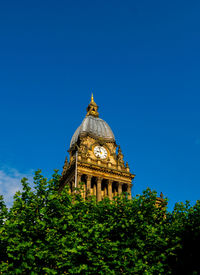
[[70, 115, 115, 148]]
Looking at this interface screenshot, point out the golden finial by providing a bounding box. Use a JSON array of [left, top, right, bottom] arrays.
[[91, 93, 94, 103], [86, 92, 99, 117]]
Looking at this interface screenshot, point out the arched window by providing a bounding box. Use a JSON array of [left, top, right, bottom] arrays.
[[122, 184, 128, 193], [112, 181, 118, 197], [91, 176, 97, 196], [101, 179, 108, 197]]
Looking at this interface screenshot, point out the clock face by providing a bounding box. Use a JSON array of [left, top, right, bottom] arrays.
[[94, 146, 107, 159]]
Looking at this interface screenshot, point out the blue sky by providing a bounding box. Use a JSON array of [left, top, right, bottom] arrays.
[[0, 0, 199, 210]]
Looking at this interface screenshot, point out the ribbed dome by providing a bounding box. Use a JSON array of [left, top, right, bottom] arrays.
[[70, 115, 115, 148]]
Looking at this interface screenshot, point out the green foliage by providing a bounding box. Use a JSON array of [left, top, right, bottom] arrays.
[[0, 170, 199, 274]]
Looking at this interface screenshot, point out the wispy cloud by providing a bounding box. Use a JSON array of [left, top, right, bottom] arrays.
[[0, 167, 33, 208]]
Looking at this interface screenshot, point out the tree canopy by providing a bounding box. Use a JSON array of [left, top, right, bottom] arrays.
[[0, 170, 199, 274]]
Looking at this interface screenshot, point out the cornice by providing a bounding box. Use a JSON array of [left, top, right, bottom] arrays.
[[78, 161, 134, 180]]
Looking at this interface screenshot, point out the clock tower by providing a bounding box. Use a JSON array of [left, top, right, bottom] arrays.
[[60, 95, 135, 201]]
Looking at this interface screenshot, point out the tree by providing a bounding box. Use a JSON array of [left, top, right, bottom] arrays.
[[0, 170, 199, 274]]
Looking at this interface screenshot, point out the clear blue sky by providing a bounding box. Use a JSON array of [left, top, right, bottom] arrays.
[[0, 0, 199, 210]]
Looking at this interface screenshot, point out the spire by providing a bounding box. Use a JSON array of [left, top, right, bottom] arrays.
[[86, 93, 99, 117], [91, 93, 94, 103]]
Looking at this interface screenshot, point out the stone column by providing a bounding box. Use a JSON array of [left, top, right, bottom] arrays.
[[105, 183, 108, 197], [78, 173, 86, 198], [86, 175, 92, 197], [93, 182, 97, 196], [97, 178, 102, 202], [127, 185, 132, 199], [71, 179, 75, 194], [113, 182, 118, 197], [68, 182, 72, 194], [77, 173, 81, 189], [118, 182, 122, 195], [108, 180, 112, 200], [83, 183, 86, 199]]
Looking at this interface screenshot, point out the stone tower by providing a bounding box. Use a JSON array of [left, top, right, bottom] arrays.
[[60, 95, 135, 201]]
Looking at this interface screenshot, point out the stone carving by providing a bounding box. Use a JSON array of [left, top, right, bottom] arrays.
[[62, 156, 68, 175], [117, 146, 125, 166], [79, 144, 88, 157]]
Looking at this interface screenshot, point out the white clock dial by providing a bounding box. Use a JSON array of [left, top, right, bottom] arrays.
[[94, 146, 107, 159]]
